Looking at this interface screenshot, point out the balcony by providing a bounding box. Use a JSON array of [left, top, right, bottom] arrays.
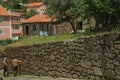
[[12, 30, 22, 36]]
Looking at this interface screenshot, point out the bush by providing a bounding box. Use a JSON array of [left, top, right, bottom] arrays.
[[0, 39, 14, 46], [85, 28, 96, 35]]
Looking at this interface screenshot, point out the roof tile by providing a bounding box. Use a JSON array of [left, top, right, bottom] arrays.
[[0, 5, 10, 16], [27, 2, 43, 7], [22, 14, 54, 23]]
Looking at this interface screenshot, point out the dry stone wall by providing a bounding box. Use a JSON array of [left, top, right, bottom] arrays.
[[0, 32, 120, 80], [55, 21, 72, 35]]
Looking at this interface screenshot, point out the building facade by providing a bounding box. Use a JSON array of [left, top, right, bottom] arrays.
[[11, 12, 23, 40], [0, 5, 11, 40], [22, 2, 73, 36], [0, 5, 22, 40], [27, 2, 46, 14]]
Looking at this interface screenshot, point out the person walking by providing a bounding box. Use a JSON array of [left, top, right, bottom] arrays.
[[2, 57, 9, 77], [11, 58, 21, 76], [0, 77, 3, 80]]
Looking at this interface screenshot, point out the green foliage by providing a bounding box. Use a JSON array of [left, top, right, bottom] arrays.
[[1, 0, 43, 10], [1, 0, 119, 34], [24, 9, 38, 19], [1, 0, 25, 11], [43, 0, 87, 33], [43, 0, 120, 33], [1, 1, 11, 10], [85, 28, 96, 35], [85, 0, 120, 32], [11, 0, 21, 9], [44, 0, 86, 19], [4, 33, 89, 47], [0, 39, 15, 46]]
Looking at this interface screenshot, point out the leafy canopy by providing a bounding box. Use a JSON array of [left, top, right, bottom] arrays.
[[24, 9, 38, 19], [43, 0, 87, 33], [85, 0, 120, 31], [44, 0, 86, 20]]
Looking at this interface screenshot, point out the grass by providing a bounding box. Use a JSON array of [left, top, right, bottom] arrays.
[[0, 28, 120, 53], [0, 32, 87, 53], [1, 30, 102, 54], [9, 33, 86, 47]]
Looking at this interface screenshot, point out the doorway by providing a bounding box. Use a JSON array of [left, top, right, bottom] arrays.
[[26, 26, 29, 35]]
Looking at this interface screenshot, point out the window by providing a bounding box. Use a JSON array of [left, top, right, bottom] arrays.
[[12, 25, 19, 30], [33, 24, 37, 31], [40, 24, 43, 31], [0, 29, 4, 35], [0, 17, 3, 23]]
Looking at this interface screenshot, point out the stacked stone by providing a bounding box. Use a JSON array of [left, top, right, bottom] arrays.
[[0, 32, 120, 80], [55, 21, 72, 35]]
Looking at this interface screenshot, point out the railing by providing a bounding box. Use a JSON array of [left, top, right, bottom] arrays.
[[12, 30, 22, 36]]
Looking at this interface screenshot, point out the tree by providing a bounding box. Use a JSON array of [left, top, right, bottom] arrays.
[[1, 0, 21, 10], [85, 0, 120, 32], [24, 9, 38, 19], [43, 0, 86, 34], [0, 0, 12, 10]]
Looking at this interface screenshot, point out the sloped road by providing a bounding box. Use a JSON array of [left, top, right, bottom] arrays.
[[0, 70, 85, 80], [1, 76, 86, 80]]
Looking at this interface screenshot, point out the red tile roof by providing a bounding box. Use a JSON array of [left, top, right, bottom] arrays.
[[22, 14, 54, 23], [11, 12, 21, 17], [0, 5, 10, 16], [27, 2, 43, 8]]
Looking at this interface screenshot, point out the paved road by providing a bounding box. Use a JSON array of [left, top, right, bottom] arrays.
[[0, 70, 86, 80], [1, 76, 86, 80]]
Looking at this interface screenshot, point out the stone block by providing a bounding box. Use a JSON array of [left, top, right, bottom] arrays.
[[92, 67, 103, 76]]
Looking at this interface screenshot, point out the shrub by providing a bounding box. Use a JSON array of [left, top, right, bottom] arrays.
[[85, 28, 96, 35], [0, 39, 15, 46]]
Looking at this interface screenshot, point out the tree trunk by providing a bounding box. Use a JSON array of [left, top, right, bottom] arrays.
[[67, 19, 77, 34], [64, 12, 77, 34], [102, 14, 110, 31]]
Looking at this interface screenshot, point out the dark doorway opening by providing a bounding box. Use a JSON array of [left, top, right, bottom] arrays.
[[26, 26, 29, 35], [77, 22, 83, 30]]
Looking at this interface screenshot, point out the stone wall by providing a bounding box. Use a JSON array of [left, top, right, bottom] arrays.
[[0, 32, 120, 80], [55, 21, 72, 35]]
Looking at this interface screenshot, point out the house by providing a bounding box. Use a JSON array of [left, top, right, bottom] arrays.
[[81, 16, 96, 32], [0, 5, 22, 40], [0, 5, 11, 40], [22, 14, 72, 36], [22, 14, 73, 36], [22, 14, 54, 36], [24, 2, 97, 36], [11, 12, 23, 40], [22, 2, 72, 36], [27, 2, 46, 14]]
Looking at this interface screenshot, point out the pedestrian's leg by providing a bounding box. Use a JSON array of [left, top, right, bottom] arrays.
[[3, 67, 7, 77], [13, 67, 16, 76], [6, 67, 9, 77], [18, 65, 21, 75], [14, 66, 18, 76], [16, 66, 18, 76], [14, 70, 17, 76], [3, 68, 6, 77], [0, 77, 3, 80]]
